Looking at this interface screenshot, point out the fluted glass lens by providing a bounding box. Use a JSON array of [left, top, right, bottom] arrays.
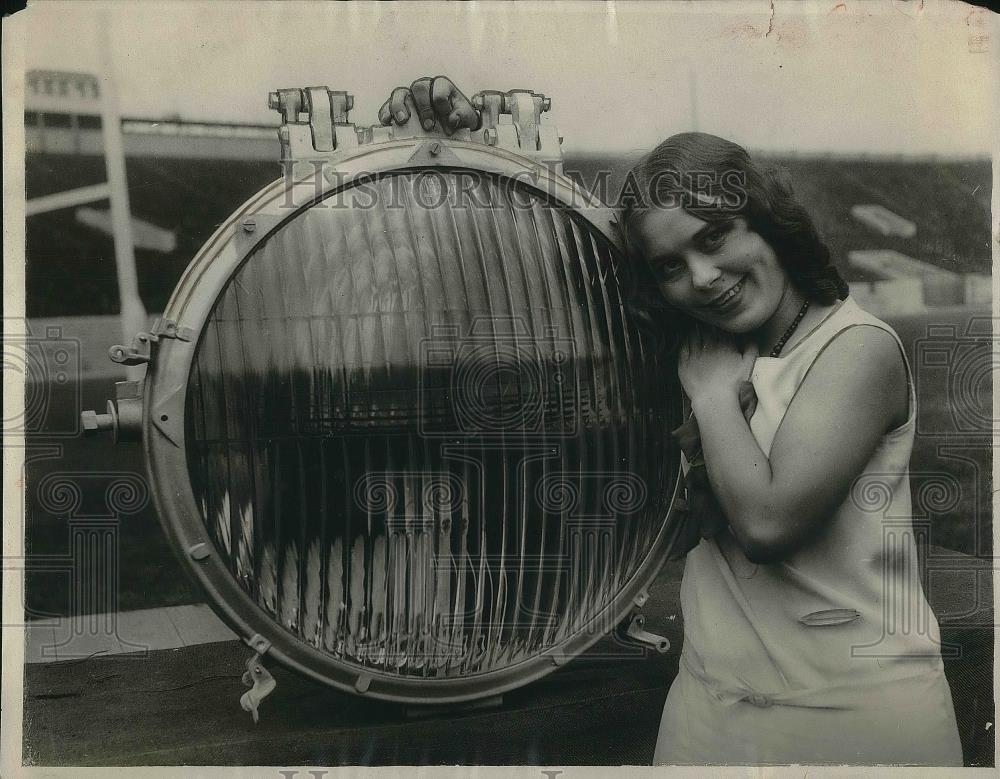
[[186, 171, 681, 679]]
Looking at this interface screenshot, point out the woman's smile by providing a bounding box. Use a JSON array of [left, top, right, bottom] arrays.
[[703, 274, 748, 312]]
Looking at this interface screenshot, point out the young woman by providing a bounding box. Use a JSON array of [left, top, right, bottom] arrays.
[[617, 132, 962, 766], [382, 77, 963, 766]]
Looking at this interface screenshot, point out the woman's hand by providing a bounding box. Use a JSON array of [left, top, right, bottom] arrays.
[[378, 76, 481, 134], [678, 324, 758, 406]]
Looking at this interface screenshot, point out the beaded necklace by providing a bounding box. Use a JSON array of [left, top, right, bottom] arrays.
[[768, 299, 811, 357]]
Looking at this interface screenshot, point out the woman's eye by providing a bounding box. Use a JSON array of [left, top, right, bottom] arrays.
[[698, 225, 730, 252], [651, 258, 685, 280]]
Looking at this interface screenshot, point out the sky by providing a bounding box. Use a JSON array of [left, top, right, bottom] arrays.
[[11, 0, 999, 157]]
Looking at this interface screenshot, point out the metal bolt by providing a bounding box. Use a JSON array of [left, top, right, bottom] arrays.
[[81, 410, 98, 432], [81, 409, 114, 435], [428, 141, 441, 156], [242, 218, 256, 233], [541, 97, 552, 112]]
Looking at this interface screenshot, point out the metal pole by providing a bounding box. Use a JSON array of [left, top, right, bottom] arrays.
[[688, 63, 699, 132], [96, 14, 146, 381]]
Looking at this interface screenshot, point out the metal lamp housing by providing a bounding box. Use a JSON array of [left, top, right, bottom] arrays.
[[96, 85, 685, 707]]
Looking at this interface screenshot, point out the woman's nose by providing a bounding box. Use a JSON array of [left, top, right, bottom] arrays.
[[688, 254, 723, 290]]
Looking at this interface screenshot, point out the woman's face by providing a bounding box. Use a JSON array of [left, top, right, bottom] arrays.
[[633, 206, 791, 334]]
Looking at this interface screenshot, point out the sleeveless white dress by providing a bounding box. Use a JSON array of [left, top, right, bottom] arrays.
[[653, 297, 963, 766]]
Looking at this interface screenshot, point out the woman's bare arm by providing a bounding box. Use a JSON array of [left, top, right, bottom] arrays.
[[689, 325, 908, 563]]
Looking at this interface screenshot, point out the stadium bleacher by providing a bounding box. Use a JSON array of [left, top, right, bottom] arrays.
[[25, 119, 991, 318]]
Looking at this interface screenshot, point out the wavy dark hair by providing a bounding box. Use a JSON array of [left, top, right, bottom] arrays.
[[615, 132, 848, 353]]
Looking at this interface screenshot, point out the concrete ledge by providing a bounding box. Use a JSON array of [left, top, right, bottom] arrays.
[[24, 604, 236, 663]]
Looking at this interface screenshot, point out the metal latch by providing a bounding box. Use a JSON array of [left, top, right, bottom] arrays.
[[615, 610, 670, 654], [268, 82, 561, 173], [239, 652, 276, 724], [505, 89, 549, 152], [108, 318, 193, 366], [270, 86, 355, 161], [86, 318, 192, 442], [471, 90, 505, 146], [471, 88, 551, 152], [150, 317, 195, 341], [108, 332, 155, 366]]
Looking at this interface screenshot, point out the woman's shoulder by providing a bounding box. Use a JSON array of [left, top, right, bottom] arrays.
[[805, 303, 910, 429], [788, 297, 906, 365], [753, 296, 910, 429], [821, 321, 904, 371], [817, 299, 909, 386], [838, 296, 902, 332]]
